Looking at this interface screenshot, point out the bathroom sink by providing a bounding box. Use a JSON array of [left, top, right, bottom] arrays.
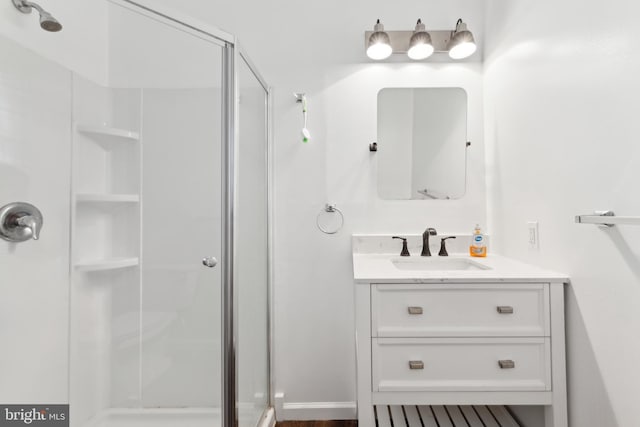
[[391, 257, 491, 271]]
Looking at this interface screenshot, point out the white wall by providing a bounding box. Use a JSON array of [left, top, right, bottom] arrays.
[[0, 0, 108, 85], [484, 1, 640, 426], [149, 0, 487, 419], [0, 34, 71, 403]]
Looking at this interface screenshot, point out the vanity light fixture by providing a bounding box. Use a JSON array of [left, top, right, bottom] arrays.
[[364, 18, 477, 61], [366, 19, 393, 60], [447, 19, 477, 59], [407, 19, 434, 60]]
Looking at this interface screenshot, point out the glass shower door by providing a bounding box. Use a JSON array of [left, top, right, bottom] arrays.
[[140, 88, 223, 410], [3, 2, 271, 427], [70, 3, 227, 426], [236, 54, 270, 427]]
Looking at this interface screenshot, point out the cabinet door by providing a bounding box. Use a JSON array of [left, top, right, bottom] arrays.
[[372, 337, 551, 392], [372, 283, 550, 337]]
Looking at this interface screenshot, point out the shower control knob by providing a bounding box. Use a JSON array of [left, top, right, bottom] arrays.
[[202, 257, 218, 268], [0, 202, 43, 242]]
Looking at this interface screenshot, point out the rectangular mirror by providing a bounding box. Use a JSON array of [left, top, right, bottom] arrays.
[[377, 87, 468, 200]]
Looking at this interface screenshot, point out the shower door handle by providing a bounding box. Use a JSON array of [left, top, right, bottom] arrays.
[[202, 257, 218, 268]]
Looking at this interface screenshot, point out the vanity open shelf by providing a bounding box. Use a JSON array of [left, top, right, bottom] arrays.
[[375, 404, 520, 427]]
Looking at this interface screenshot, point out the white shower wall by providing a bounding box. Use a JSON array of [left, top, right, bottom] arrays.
[[0, 0, 108, 85], [69, 75, 143, 424], [0, 34, 71, 404]]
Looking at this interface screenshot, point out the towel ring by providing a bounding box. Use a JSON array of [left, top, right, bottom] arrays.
[[316, 204, 344, 234]]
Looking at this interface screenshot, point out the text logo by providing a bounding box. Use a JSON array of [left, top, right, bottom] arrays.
[[0, 405, 68, 426]]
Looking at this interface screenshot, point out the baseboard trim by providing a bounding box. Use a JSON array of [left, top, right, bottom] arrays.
[[274, 394, 356, 421]]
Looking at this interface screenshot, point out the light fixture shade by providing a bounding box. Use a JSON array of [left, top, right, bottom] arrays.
[[367, 20, 392, 60], [448, 20, 477, 59], [407, 20, 434, 60]]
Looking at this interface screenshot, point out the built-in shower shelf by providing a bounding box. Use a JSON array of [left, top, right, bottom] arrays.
[[76, 193, 140, 203], [375, 405, 520, 427], [74, 257, 139, 272], [76, 124, 140, 142]]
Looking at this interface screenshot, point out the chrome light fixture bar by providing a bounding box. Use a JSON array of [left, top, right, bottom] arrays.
[[365, 18, 476, 61]]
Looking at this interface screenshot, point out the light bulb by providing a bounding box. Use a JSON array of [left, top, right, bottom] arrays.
[[447, 20, 477, 59], [407, 19, 434, 60], [367, 20, 392, 60], [367, 41, 392, 60], [448, 39, 477, 59]]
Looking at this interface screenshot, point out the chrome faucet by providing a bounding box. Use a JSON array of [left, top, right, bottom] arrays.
[[421, 227, 437, 256]]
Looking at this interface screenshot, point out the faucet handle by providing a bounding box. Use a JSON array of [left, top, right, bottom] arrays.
[[438, 236, 457, 256], [17, 215, 41, 240], [0, 202, 44, 242], [392, 236, 411, 257]]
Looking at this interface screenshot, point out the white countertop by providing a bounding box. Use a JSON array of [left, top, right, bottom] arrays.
[[352, 253, 568, 283], [352, 235, 568, 284]]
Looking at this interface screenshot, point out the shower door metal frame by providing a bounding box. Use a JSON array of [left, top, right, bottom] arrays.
[[106, 2, 273, 427], [235, 45, 274, 427]]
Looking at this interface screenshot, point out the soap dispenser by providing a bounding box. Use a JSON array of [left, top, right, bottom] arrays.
[[469, 224, 487, 257]]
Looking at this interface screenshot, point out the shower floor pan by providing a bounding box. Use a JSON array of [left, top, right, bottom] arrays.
[[81, 407, 274, 427], [81, 408, 220, 427], [375, 405, 520, 427]]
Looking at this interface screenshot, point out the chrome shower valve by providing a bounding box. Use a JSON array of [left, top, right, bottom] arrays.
[[0, 202, 44, 242]]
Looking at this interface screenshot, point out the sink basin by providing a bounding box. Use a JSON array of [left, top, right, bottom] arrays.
[[391, 257, 491, 271]]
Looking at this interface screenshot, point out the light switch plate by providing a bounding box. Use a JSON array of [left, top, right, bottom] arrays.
[[527, 221, 539, 250]]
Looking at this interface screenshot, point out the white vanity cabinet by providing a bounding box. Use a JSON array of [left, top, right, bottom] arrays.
[[355, 280, 567, 427]]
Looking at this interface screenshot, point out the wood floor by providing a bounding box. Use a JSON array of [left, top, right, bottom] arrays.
[[276, 421, 357, 427]]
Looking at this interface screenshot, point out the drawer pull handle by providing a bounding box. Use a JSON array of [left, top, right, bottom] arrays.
[[497, 306, 514, 314], [409, 360, 424, 370], [408, 306, 423, 315], [498, 360, 515, 369]]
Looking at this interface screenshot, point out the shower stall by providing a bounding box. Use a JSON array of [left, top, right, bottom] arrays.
[[0, 1, 271, 427]]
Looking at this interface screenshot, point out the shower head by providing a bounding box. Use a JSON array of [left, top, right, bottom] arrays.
[[12, 0, 63, 32], [38, 10, 62, 32]]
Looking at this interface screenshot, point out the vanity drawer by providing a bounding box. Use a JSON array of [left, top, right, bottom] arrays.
[[371, 283, 549, 337], [372, 337, 551, 392]]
